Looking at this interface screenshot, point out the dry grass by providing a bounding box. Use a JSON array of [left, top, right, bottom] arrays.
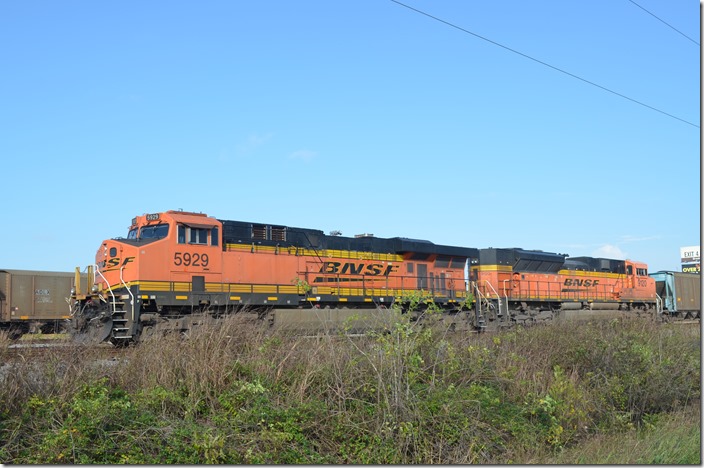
[[0, 314, 699, 464]]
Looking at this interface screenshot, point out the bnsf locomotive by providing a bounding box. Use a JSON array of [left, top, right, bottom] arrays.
[[471, 248, 658, 327], [70, 210, 681, 344], [71, 210, 478, 343]]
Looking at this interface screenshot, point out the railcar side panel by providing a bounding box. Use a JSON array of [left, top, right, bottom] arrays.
[[650, 271, 701, 317], [0, 269, 82, 335]]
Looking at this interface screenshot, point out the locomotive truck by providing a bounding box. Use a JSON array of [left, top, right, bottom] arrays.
[[69, 210, 685, 344]]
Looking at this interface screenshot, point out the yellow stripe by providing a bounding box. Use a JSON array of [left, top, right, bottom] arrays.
[[175, 295, 188, 300], [267, 296, 278, 301], [472, 265, 624, 280], [126, 280, 471, 302], [474, 265, 513, 272], [138, 281, 171, 291], [558, 269, 623, 279], [224, 243, 404, 262]]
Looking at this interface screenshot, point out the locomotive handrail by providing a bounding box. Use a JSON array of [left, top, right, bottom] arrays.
[[502, 279, 511, 321], [655, 293, 662, 317], [119, 266, 135, 322], [482, 280, 502, 317], [471, 280, 497, 328], [94, 265, 117, 314]]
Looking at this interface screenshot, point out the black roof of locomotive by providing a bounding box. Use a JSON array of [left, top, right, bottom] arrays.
[[478, 248, 628, 274], [479, 248, 566, 273], [565, 256, 627, 274], [219, 219, 478, 259]]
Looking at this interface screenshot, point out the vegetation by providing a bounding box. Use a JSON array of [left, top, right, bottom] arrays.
[[0, 308, 700, 464]]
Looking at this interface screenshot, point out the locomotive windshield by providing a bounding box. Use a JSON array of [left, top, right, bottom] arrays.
[[140, 224, 169, 240]]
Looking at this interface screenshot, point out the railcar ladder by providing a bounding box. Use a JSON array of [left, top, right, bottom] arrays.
[[110, 300, 132, 340], [471, 282, 487, 331], [112, 267, 135, 341], [471, 281, 510, 331]]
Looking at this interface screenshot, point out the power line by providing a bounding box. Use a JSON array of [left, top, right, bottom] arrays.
[[627, 0, 699, 46], [389, 0, 699, 129]]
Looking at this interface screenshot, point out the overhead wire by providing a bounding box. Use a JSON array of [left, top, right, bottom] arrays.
[[389, 0, 699, 129], [627, 0, 699, 46]]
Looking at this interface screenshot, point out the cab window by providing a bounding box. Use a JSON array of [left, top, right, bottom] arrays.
[[176, 224, 219, 246], [211, 227, 219, 247], [190, 228, 208, 244], [636, 268, 648, 276], [140, 224, 169, 239]]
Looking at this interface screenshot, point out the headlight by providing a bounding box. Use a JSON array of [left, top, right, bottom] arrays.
[[91, 285, 99, 293]]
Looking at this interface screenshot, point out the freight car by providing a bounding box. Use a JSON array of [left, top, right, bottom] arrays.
[[70, 210, 479, 344], [0, 269, 85, 338], [649, 271, 701, 320], [469, 248, 659, 330]]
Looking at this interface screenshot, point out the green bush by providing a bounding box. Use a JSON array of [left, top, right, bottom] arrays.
[[0, 314, 699, 464]]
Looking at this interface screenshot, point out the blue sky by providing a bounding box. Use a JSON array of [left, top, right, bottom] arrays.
[[0, 0, 699, 273]]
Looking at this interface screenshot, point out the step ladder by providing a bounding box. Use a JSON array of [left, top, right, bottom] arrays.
[[109, 300, 133, 340]]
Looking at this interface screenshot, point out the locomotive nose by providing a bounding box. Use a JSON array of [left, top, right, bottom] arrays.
[[96, 241, 108, 261], [96, 241, 120, 269]]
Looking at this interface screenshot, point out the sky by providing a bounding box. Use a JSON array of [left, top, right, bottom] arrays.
[[0, 0, 700, 274]]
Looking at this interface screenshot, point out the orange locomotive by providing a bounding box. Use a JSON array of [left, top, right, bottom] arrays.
[[71, 210, 479, 343], [471, 248, 657, 329]]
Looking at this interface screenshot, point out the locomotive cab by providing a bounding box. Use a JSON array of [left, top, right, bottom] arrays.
[[621, 260, 655, 300], [95, 211, 223, 290], [75, 210, 224, 343]]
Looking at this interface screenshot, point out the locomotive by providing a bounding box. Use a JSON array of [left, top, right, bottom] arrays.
[[471, 248, 658, 327], [70, 210, 479, 343], [69, 210, 680, 344]]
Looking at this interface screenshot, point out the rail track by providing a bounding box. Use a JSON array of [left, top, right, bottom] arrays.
[[2, 339, 121, 363], [5, 310, 700, 357]]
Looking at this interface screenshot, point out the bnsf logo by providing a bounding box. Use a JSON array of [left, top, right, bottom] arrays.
[[319, 261, 398, 276], [99, 257, 135, 270], [563, 278, 599, 287]]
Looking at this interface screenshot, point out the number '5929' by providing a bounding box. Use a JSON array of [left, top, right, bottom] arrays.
[[174, 252, 209, 267]]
